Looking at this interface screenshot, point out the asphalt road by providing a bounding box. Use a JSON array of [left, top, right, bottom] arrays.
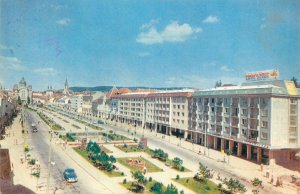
[[24, 109, 117, 194], [42, 106, 279, 194]]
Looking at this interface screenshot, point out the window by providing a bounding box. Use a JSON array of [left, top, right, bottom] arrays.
[[177, 119, 179, 123], [211, 107, 215, 112], [177, 112, 180, 116], [173, 105, 176, 109], [261, 132, 268, 140], [173, 111, 175, 115], [182, 112, 184, 116], [177, 105, 180, 109], [211, 98, 215, 103], [181, 120, 184, 124], [173, 119, 175, 122], [261, 121, 268, 128], [182, 105, 185, 109]]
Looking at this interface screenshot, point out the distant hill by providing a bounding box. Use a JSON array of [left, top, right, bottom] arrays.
[[69, 86, 192, 92]]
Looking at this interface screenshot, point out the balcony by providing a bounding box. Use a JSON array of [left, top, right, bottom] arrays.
[[216, 102, 223, 106], [249, 104, 258, 108], [250, 114, 259, 119], [216, 112, 222, 116], [247, 137, 258, 143], [231, 103, 238, 107]]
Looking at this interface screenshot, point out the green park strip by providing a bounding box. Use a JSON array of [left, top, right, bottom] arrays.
[[117, 157, 162, 173], [115, 145, 150, 153], [100, 145, 113, 153], [121, 180, 167, 194], [174, 177, 220, 194], [72, 124, 81, 129], [74, 147, 124, 177], [102, 131, 130, 141], [62, 119, 69, 123], [36, 111, 63, 131], [116, 145, 190, 172]]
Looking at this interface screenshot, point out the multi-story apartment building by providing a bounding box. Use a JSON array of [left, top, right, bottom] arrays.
[[189, 80, 300, 164], [116, 90, 193, 138], [0, 91, 16, 134]]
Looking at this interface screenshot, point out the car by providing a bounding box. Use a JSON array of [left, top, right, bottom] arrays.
[[63, 168, 78, 183]]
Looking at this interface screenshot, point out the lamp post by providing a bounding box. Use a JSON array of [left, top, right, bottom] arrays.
[[46, 130, 53, 194]]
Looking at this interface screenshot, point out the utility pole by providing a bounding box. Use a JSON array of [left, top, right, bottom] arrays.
[[46, 130, 52, 194], [204, 125, 207, 156]]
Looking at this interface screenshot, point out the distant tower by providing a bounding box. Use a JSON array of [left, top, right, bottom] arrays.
[[63, 78, 69, 95]]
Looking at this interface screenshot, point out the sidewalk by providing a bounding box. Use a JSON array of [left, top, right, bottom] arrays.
[[0, 114, 37, 194]]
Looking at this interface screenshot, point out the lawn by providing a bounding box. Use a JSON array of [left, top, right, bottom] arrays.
[[115, 145, 145, 153], [117, 157, 162, 173], [74, 148, 124, 177], [102, 132, 130, 141], [174, 177, 220, 194], [121, 180, 167, 194], [100, 145, 113, 153]]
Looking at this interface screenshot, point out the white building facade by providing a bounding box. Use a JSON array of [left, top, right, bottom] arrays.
[[189, 80, 300, 164]]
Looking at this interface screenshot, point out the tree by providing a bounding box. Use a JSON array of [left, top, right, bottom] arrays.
[[226, 178, 247, 193], [291, 77, 298, 87], [131, 171, 147, 192], [151, 182, 163, 194], [27, 96, 31, 104], [165, 183, 178, 194], [17, 96, 22, 105], [251, 178, 263, 194], [225, 149, 233, 165], [172, 157, 183, 170], [215, 80, 222, 88]]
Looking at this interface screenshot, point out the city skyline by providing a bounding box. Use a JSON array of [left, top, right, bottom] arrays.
[[1, 0, 299, 91]]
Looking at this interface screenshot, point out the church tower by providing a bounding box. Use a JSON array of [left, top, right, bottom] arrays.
[[63, 78, 69, 95]]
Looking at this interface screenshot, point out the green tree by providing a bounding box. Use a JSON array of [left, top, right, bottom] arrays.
[[27, 96, 31, 104], [131, 171, 147, 192], [226, 178, 247, 194], [215, 80, 222, 87], [151, 182, 163, 194], [17, 96, 22, 105], [172, 157, 183, 170], [165, 183, 178, 194], [225, 149, 233, 165], [291, 77, 298, 87]]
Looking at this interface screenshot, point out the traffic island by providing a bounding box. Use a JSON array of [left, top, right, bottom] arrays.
[[174, 177, 220, 194]]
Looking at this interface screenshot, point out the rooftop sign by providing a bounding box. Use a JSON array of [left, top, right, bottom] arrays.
[[245, 69, 279, 81]]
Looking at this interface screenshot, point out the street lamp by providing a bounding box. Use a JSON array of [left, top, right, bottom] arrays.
[[46, 130, 53, 194]]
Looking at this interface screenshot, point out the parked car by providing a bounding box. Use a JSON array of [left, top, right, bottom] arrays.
[[63, 168, 78, 183]]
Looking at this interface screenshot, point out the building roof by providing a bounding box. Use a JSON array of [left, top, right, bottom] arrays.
[[193, 80, 300, 97], [117, 89, 194, 99]]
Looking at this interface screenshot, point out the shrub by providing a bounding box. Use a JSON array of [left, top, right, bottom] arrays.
[[121, 172, 124, 176], [149, 177, 152, 182], [123, 178, 127, 184], [180, 190, 184, 194], [176, 174, 180, 180], [180, 166, 185, 172], [205, 185, 211, 191], [28, 159, 36, 165], [185, 179, 189, 183], [24, 147, 29, 152]]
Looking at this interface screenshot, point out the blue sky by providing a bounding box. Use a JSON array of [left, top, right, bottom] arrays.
[[0, 0, 299, 91]]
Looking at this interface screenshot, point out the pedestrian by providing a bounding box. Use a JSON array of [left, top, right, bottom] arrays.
[[270, 175, 274, 184], [260, 163, 263, 172], [11, 162, 14, 171], [266, 169, 270, 178]]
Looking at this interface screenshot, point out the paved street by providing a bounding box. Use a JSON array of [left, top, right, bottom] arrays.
[[43, 106, 300, 194]]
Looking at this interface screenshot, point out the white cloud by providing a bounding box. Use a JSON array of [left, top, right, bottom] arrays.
[[202, 15, 219, 24], [137, 21, 202, 45], [220, 65, 232, 72], [0, 56, 24, 70], [56, 18, 70, 25], [34, 67, 58, 76]]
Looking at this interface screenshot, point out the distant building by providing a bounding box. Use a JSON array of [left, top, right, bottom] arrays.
[[13, 77, 32, 104], [63, 78, 70, 95]]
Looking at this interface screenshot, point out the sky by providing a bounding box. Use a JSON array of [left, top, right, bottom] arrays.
[[0, 0, 299, 91]]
